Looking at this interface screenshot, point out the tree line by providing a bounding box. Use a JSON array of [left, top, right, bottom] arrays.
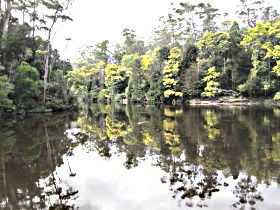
[[68, 0, 280, 105], [0, 0, 279, 114]]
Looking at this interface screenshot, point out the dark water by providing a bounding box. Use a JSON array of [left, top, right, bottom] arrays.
[[0, 104, 280, 209]]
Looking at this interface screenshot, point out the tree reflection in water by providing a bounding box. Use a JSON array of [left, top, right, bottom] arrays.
[[0, 113, 79, 209], [41, 172, 78, 209], [75, 104, 280, 209], [0, 104, 280, 209]]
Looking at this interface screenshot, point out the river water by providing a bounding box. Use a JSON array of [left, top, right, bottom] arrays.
[[0, 104, 280, 209]]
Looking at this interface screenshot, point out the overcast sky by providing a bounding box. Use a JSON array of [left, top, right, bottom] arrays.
[[52, 0, 279, 62]]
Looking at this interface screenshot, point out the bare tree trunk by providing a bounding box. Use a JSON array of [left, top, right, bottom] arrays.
[[43, 30, 51, 101], [1, 0, 12, 37], [1, 0, 12, 72], [49, 52, 60, 82]]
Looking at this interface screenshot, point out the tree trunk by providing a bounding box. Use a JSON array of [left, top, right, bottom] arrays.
[[1, 0, 12, 74], [1, 0, 12, 38], [43, 31, 51, 101]]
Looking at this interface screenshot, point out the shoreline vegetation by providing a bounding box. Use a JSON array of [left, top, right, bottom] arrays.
[[0, 0, 280, 115]]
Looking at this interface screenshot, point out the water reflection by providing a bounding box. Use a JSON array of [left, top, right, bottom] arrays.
[[0, 113, 78, 209], [0, 105, 280, 209]]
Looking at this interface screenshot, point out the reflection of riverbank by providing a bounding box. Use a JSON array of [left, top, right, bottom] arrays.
[[189, 97, 280, 107], [72, 104, 280, 209], [0, 105, 280, 209], [0, 113, 77, 209], [38, 144, 280, 210]]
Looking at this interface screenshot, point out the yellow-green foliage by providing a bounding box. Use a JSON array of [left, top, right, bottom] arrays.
[[163, 118, 181, 156], [163, 47, 183, 99], [241, 20, 280, 77], [202, 67, 220, 98], [141, 48, 160, 71], [142, 129, 160, 150], [78, 116, 108, 140], [164, 107, 183, 118], [264, 132, 280, 163], [105, 116, 127, 139], [197, 31, 230, 55], [105, 64, 124, 88], [67, 61, 105, 95], [121, 53, 141, 75], [203, 110, 221, 140], [274, 92, 280, 101]]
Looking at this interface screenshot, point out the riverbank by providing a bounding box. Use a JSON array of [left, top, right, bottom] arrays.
[[189, 97, 280, 107]]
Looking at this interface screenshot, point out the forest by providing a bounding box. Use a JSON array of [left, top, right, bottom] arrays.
[[0, 0, 77, 113], [0, 0, 280, 114]]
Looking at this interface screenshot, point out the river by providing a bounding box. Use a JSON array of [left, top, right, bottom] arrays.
[[0, 104, 280, 209]]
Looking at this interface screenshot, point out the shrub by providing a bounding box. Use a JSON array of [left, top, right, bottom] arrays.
[[14, 62, 42, 110]]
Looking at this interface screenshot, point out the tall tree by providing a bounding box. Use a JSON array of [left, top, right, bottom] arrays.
[[41, 0, 73, 101]]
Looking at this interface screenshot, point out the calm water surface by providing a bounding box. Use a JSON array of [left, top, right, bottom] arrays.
[[0, 104, 280, 209]]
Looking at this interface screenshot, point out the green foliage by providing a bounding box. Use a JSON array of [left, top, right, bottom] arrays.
[[183, 63, 204, 97], [121, 54, 145, 102], [14, 62, 42, 110], [158, 47, 170, 62], [179, 45, 198, 70], [98, 89, 110, 103], [0, 75, 13, 111], [0, 0, 77, 113], [46, 98, 65, 111]]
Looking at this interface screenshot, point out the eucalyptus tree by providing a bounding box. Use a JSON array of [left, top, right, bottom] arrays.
[[237, 0, 279, 28], [196, 2, 220, 34], [41, 0, 73, 101], [174, 2, 198, 42], [122, 28, 145, 55]]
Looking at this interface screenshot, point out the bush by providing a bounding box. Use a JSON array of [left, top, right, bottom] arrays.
[[46, 98, 66, 111], [0, 75, 14, 111], [14, 62, 42, 110]]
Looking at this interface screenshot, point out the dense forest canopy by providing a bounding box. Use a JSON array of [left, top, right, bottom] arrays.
[[0, 0, 77, 113], [0, 0, 280, 114], [68, 0, 280, 105]]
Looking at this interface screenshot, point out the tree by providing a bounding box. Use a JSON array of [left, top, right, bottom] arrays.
[[78, 40, 110, 67], [41, 0, 73, 101], [67, 61, 105, 102], [201, 67, 220, 98], [104, 64, 125, 100], [227, 22, 251, 90], [162, 47, 183, 101], [122, 28, 145, 55], [121, 53, 144, 102], [174, 2, 198, 42], [240, 20, 280, 97], [237, 0, 279, 28], [141, 48, 164, 101], [196, 2, 220, 34]]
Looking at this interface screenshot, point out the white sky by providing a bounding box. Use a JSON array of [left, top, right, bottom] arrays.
[[52, 0, 280, 62]]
